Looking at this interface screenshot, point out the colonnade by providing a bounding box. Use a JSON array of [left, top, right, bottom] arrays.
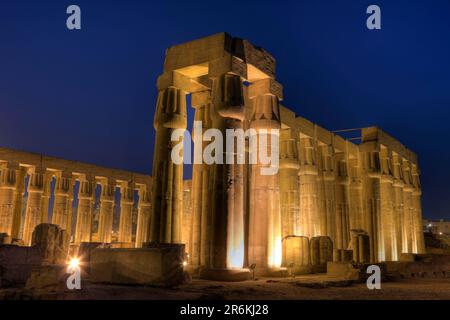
[[0, 158, 151, 248]]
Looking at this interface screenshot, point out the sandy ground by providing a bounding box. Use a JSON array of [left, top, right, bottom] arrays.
[[4, 275, 448, 300]]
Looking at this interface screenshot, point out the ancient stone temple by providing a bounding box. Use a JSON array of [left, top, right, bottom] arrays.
[[148, 33, 425, 277], [0, 33, 425, 280]]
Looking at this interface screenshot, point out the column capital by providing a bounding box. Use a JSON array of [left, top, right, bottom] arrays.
[[118, 181, 134, 205], [78, 179, 94, 200], [153, 86, 187, 130]]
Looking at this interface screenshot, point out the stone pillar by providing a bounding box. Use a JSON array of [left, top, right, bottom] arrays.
[[118, 182, 134, 245], [392, 153, 406, 254], [318, 145, 336, 243], [0, 163, 19, 236], [135, 185, 151, 248], [411, 165, 425, 254], [348, 157, 365, 232], [412, 190, 425, 254], [97, 179, 115, 243], [379, 147, 397, 261], [23, 169, 44, 246], [74, 178, 94, 244], [334, 153, 350, 250], [363, 149, 382, 262], [190, 91, 212, 268], [192, 93, 213, 268], [248, 78, 282, 273], [51, 172, 72, 232], [150, 85, 186, 244], [203, 73, 246, 272], [279, 130, 300, 239], [40, 172, 53, 224], [11, 164, 26, 239]]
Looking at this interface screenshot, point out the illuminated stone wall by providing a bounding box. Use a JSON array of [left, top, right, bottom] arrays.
[[0, 148, 151, 248], [148, 33, 425, 278], [0, 33, 425, 280]]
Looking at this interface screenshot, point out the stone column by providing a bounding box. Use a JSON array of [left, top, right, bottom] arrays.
[[334, 153, 350, 250], [363, 150, 382, 262], [392, 153, 405, 254], [279, 129, 300, 238], [150, 85, 186, 244], [318, 145, 336, 243], [0, 163, 19, 236], [203, 73, 246, 272], [11, 164, 26, 240], [97, 178, 115, 243], [298, 136, 320, 238], [118, 182, 134, 245], [411, 165, 425, 254], [40, 171, 53, 224], [348, 157, 365, 232], [248, 78, 282, 273], [379, 147, 397, 261], [135, 185, 151, 248], [74, 178, 94, 244], [23, 169, 44, 245], [52, 172, 72, 232], [187, 91, 212, 268]]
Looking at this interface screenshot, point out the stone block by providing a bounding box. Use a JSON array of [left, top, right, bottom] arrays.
[[90, 245, 189, 287], [0, 245, 41, 287], [310, 236, 333, 273], [282, 236, 311, 275], [351, 233, 370, 263], [76, 242, 110, 274], [327, 262, 360, 280], [31, 223, 69, 265], [25, 265, 67, 291]]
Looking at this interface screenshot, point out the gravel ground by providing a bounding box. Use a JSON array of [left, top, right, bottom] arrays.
[[4, 275, 447, 300]]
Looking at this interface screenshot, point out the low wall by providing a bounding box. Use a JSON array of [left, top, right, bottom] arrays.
[[0, 245, 42, 287], [90, 245, 188, 287]]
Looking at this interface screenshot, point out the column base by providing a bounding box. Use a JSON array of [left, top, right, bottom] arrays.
[[199, 267, 251, 281], [252, 266, 289, 277], [266, 267, 289, 277]]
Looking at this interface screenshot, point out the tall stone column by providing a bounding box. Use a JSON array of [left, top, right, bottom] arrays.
[[411, 165, 425, 254], [40, 172, 53, 224], [379, 147, 397, 261], [52, 172, 72, 232], [203, 73, 246, 273], [97, 178, 115, 243], [392, 153, 405, 254], [135, 185, 151, 248], [348, 157, 365, 232], [248, 78, 282, 273], [74, 178, 94, 244], [279, 130, 300, 238], [334, 154, 350, 250], [23, 169, 44, 245], [0, 163, 19, 236], [380, 179, 396, 261], [118, 182, 134, 245], [150, 85, 186, 244], [318, 145, 336, 243], [11, 164, 26, 240], [362, 150, 382, 262], [190, 91, 212, 268]]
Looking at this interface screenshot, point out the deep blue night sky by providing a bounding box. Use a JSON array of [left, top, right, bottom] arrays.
[[1, 0, 449, 219]]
